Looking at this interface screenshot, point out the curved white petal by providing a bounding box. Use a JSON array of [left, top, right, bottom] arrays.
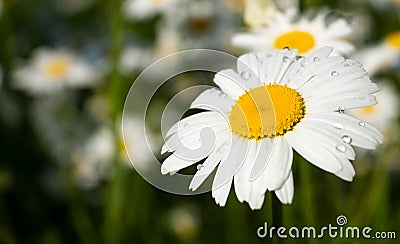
[[261, 137, 293, 191], [190, 88, 234, 114], [212, 178, 232, 207], [213, 70, 246, 100], [275, 171, 294, 204]]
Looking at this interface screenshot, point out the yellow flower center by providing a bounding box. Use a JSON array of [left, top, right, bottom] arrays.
[[45, 58, 70, 79], [229, 84, 305, 140], [386, 31, 400, 48], [274, 30, 315, 54]]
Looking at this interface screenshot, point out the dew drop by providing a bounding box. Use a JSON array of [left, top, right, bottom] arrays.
[[197, 164, 204, 171], [331, 71, 339, 76], [219, 91, 227, 98], [333, 123, 345, 129], [300, 60, 308, 67], [313, 57, 320, 62], [358, 121, 366, 127], [341, 135, 352, 144], [240, 71, 251, 80], [283, 46, 290, 51], [283, 56, 291, 63], [183, 124, 190, 129], [169, 171, 177, 176], [338, 106, 345, 113], [336, 144, 346, 153], [344, 63, 350, 67]]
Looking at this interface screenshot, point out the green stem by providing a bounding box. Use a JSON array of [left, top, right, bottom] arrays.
[[272, 194, 283, 244], [104, 0, 124, 243]]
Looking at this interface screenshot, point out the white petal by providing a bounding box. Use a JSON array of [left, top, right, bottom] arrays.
[[285, 129, 343, 174], [236, 53, 264, 88], [234, 140, 257, 203], [161, 154, 198, 175], [213, 70, 246, 100], [261, 137, 293, 191], [275, 171, 294, 204], [212, 136, 249, 190], [248, 191, 265, 210], [190, 88, 234, 113], [249, 139, 275, 181], [212, 178, 233, 207]]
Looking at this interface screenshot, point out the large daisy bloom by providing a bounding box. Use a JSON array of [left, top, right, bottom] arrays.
[[161, 47, 383, 210], [232, 9, 354, 56], [12, 48, 101, 95], [352, 31, 400, 75]]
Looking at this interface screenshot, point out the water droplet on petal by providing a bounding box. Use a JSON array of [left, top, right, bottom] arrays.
[[283, 47, 290, 51], [358, 121, 366, 127], [342, 135, 352, 144], [283, 56, 291, 63], [300, 60, 308, 67], [336, 144, 346, 153], [338, 106, 345, 113], [219, 91, 227, 98], [169, 171, 177, 176], [331, 71, 339, 76], [313, 57, 320, 62], [240, 71, 251, 80], [344, 63, 350, 67], [197, 164, 204, 171], [333, 123, 345, 129], [183, 124, 190, 129]]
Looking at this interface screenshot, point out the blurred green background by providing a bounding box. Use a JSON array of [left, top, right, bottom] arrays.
[[0, 0, 399, 243]]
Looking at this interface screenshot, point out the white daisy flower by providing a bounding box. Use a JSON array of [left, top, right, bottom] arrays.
[[12, 48, 101, 95], [119, 45, 153, 76], [348, 82, 399, 135], [122, 0, 183, 20], [232, 9, 354, 56], [161, 0, 235, 49], [72, 127, 115, 189], [352, 31, 400, 75], [161, 47, 383, 210]]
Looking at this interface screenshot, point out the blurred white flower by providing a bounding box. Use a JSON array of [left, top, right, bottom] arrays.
[[161, 0, 235, 49], [352, 31, 400, 75], [168, 205, 201, 240], [369, 0, 400, 9], [119, 45, 153, 76], [123, 0, 183, 20], [72, 127, 114, 189], [348, 82, 399, 135], [12, 48, 101, 95], [122, 115, 158, 172], [232, 9, 354, 55], [243, 0, 279, 28]]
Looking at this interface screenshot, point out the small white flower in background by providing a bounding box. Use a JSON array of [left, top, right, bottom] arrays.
[[12, 48, 101, 95], [122, 0, 183, 20], [161, 47, 383, 210], [352, 31, 400, 75], [232, 9, 354, 56], [161, 0, 235, 49], [368, 0, 400, 9], [348, 82, 399, 135], [72, 127, 114, 189], [119, 45, 153, 76], [242, 0, 298, 28], [168, 205, 201, 240], [121, 115, 158, 171]]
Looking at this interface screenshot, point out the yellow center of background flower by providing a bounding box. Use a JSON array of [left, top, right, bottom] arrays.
[[45, 58, 70, 79], [274, 30, 315, 54], [229, 84, 305, 140], [361, 105, 376, 114], [386, 31, 400, 48]]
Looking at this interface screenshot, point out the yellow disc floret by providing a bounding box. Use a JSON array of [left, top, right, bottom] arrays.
[[229, 83, 305, 140], [386, 31, 400, 48], [45, 58, 70, 79], [274, 30, 315, 54]]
